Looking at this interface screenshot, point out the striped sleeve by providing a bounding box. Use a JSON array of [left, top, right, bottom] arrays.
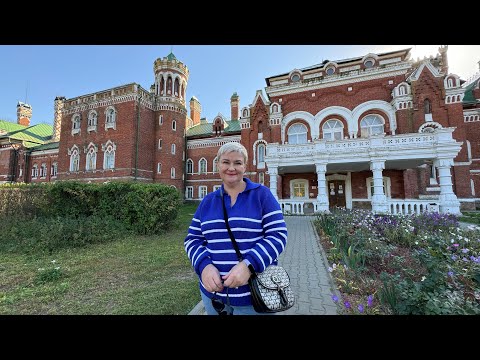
[[184, 206, 211, 277], [243, 188, 288, 273]]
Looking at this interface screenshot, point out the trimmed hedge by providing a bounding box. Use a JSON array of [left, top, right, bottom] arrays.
[[0, 181, 182, 235]]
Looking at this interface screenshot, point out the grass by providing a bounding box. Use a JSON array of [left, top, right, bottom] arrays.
[[459, 211, 480, 225], [0, 202, 200, 315]]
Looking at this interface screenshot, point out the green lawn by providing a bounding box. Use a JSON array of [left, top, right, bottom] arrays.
[[0, 202, 200, 315]]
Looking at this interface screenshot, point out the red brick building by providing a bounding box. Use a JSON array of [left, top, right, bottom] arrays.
[[1, 47, 480, 214]]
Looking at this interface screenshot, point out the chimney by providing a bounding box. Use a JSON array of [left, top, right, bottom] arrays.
[[53, 96, 66, 142], [438, 45, 449, 74], [17, 102, 32, 126], [230, 92, 239, 120], [189, 96, 202, 126]]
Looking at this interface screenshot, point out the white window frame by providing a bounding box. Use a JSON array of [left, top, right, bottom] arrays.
[[158, 139, 162, 149], [40, 163, 47, 178], [290, 179, 309, 199], [32, 164, 38, 178], [172, 120, 176, 131], [199, 158, 207, 174], [186, 159, 193, 174], [213, 157, 218, 173], [105, 107, 116, 130], [366, 177, 391, 198], [186, 186, 193, 199], [322, 119, 344, 141], [51, 162, 58, 177], [102, 140, 116, 170], [157, 163, 162, 174], [159, 115, 164, 125], [213, 185, 221, 192], [287, 123, 308, 144], [360, 115, 384, 137], [171, 143, 176, 155], [199, 186, 207, 199], [171, 167, 175, 179], [87, 111, 98, 132], [72, 114, 81, 135]]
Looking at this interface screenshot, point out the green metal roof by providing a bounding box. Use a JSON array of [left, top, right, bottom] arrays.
[[186, 119, 241, 137], [9, 123, 53, 144], [462, 78, 480, 105], [0, 120, 53, 147], [31, 141, 59, 151], [0, 120, 25, 133]]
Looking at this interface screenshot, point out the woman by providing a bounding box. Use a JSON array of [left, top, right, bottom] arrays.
[[184, 142, 288, 315]]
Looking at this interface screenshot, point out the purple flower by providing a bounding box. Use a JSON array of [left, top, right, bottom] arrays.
[[462, 248, 469, 253], [367, 294, 374, 307], [331, 295, 339, 303], [358, 304, 364, 313], [447, 271, 454, 277], [344, 301, 351, 309]]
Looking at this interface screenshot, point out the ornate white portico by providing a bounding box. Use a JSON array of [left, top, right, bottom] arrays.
[[266, 128, 462, 215]]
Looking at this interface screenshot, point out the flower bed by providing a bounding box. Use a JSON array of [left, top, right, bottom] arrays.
[[314, 209, 480, 315]]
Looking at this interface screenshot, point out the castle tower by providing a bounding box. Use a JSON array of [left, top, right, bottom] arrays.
[[153, 52, 190, 191], [52, 96, 65, 142], [17, 102, 32, 126]]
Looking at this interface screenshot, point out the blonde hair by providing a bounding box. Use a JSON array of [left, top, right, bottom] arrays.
[[217, 142, 248, 164]]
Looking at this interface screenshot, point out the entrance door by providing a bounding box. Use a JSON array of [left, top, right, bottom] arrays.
[[328, 180, 346, 208]]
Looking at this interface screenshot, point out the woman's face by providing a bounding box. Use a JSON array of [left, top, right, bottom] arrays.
[[219, 151, 246, 188]]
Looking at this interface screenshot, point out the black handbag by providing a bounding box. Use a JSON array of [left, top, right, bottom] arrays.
[[221, 190, 295, 313]]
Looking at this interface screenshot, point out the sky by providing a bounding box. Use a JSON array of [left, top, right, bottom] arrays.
[[1, 45, 479, 127]]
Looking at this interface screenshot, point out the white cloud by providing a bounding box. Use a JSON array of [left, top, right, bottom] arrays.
[[370, 45, 480, 80]]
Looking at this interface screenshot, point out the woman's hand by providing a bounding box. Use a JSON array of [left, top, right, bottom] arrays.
[[222, 261, 251, 288], [201, 264, 224, 293]]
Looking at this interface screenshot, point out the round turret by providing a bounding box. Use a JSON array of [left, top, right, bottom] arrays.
[[153, 52, 190, 106]]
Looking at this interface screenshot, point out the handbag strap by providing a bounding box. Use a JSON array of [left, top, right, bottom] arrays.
[[221, 188, 243, 262]]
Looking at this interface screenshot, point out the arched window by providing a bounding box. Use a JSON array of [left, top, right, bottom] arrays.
[[51, 162, 58, 177], [399, 85, 406, 95], [85, 145, 97, 171], [199, 158, 207, 174], [447, 78, 453, 88], [32, 164, 38, 178], [258, 144, 265, 163], [322, 119, 344, 140], [70, 148, 80, 172], [171, 167, 175, 179], [360, 115, 384, 137], [40, 163, 47, 178], [424, 99, 432, 114], [103, 141, 116, 170], [172, 120, 176, 131], [88, 111, 97, 131], [186, 159, 193, 174], [171, 143, 176, 154], [287, 123, 308, 144], [72, 114, 81, 134], [106, 108, 116, 129], [213, 157, 218, 173], [243, 109, 249, 117]]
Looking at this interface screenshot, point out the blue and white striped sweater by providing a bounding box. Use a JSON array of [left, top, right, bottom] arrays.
[[184, 178, 288, 306]]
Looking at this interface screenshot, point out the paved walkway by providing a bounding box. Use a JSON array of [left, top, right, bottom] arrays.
[[188, 216, 339, 315]]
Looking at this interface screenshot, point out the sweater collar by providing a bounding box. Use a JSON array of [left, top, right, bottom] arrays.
[[220, 177, 259, 196]]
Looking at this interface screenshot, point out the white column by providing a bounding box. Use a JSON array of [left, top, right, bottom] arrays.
[[434, 158, 461, 215], [370, 160, 388, 213], [315, 163, 329, 212], [268, 166, 278, 200]]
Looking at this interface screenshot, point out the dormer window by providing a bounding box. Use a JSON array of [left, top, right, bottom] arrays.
[[326, 67, 335, 76], [364, 59, 374, 68], [291, 73, 301, 82]]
